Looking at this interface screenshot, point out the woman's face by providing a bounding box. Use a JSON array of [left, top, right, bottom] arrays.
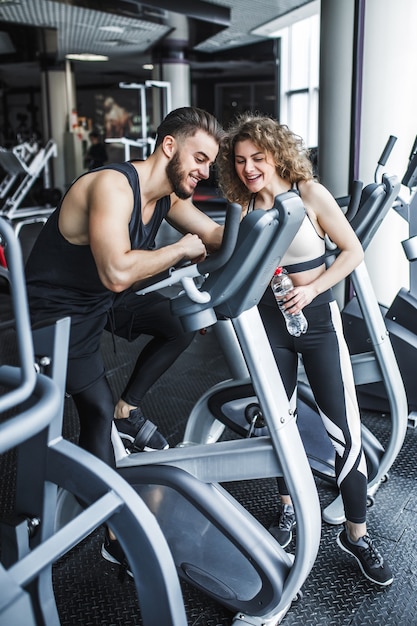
[[234, 139, 277, 194]]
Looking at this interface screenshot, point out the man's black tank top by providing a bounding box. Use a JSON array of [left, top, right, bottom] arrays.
[[25, 162, 170, 324]]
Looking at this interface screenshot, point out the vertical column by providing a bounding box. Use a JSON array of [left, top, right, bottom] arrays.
[[318, 0, 355, 306], [40, 63, 84, 193], [318, 0, 355, 198], [151, 13, 191, 129], [40, 68, 68, 193]]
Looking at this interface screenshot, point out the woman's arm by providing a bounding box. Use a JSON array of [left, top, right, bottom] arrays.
[[283, 180, 364, 314]]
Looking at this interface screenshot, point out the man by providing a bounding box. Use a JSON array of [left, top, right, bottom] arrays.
[[84, 130, 108, 170], [26, 107, 225, 469]]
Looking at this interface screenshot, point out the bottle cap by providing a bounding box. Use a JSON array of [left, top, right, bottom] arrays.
[[274, 266, 283, 276]]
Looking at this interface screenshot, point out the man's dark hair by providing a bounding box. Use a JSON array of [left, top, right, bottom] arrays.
[[154, 106, 224, 148]]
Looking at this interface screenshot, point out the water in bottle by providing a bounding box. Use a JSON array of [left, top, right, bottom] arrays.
[[271, 267, 308, 337]]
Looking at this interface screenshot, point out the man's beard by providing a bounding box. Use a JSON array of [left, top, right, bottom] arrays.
[[166, 151, 193, 200]]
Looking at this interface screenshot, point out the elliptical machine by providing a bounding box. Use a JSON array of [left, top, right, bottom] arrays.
[[182, 167, 408, 525], [343, 135, 417, 421], [56, 192, 322, 626]]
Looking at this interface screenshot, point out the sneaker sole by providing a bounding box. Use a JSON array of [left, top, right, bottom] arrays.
[[271, 530, 293, 549], [142, 443, 170, 452], [336, 535, 393, 587], [268, 522, 296, 549], [117, 432, 169, 452], [101, 545, 133, 578]]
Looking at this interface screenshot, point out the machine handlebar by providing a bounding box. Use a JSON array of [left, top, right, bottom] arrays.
[[374, 135, 397, 182], [344, 179, 364, 223], [402, 135, 417, 189], [136, 202, 242, 304], [378, 135, 398, 167], [196, 202, 241, 275]]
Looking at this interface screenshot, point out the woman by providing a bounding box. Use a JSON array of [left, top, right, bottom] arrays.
[[217, 113, 392, 587]]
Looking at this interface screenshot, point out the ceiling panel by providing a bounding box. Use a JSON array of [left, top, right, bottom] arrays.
[[0, 0, 315, 88]]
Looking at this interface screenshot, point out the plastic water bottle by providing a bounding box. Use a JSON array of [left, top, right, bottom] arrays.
[[271, 267, 308, 337]]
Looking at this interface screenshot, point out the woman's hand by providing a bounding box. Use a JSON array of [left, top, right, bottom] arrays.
[[281, 284, 317, 315]]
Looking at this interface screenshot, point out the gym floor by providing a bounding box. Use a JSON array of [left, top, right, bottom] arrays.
[[1, 316, 417, 625]]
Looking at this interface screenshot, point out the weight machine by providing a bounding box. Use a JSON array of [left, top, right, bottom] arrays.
[[0, 139, 59, 226]]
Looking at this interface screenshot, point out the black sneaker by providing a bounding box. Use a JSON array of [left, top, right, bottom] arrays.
[[337, 528, 393, 586], [115, 407, 169, 452], [101, 528, 133, 580], [268, 504, 296, 548]]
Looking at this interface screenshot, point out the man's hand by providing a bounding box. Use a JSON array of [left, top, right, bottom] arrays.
[[177, 233, 207, 263]]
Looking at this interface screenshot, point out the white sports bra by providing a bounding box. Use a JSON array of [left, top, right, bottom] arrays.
[[248, 186, 325, 273]]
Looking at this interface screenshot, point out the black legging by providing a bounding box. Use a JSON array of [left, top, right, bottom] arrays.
[[259, 287, 368, 524], [73, 377, 116, 468], [109, 290, 195, 407], [68, 290, 194, 465]]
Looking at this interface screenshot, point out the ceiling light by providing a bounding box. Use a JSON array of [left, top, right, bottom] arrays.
[[142, 64, 154, 70], [65, 53, 109, 62], [98, 26, 125, 34]]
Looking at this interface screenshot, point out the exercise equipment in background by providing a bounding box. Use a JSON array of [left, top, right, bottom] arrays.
[[0, 138, 60, 224], [343, 135, 417, 423]]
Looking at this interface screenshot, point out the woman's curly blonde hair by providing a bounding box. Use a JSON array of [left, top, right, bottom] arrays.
[[217, 113, 314, 206]]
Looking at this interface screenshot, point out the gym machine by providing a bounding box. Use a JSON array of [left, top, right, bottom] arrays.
[[343, 135, 417, 422], [0, 140, 39, 201], [182, 172, 408, 526], [0, 138, 61, 271], [0, 139, 59, 225], [56, 192, 322, 626], [0, 216, 187, 626]]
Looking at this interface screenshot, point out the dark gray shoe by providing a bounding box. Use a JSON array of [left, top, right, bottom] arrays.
[[268, 504, 296, 548], [115, 407, 169, 452], [337, 527, 393, 586], [101, 528, 133, 580]]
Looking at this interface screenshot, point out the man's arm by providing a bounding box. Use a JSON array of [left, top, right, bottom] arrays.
[[167, 193, 225, 253], [85, 172, 207, 292]]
